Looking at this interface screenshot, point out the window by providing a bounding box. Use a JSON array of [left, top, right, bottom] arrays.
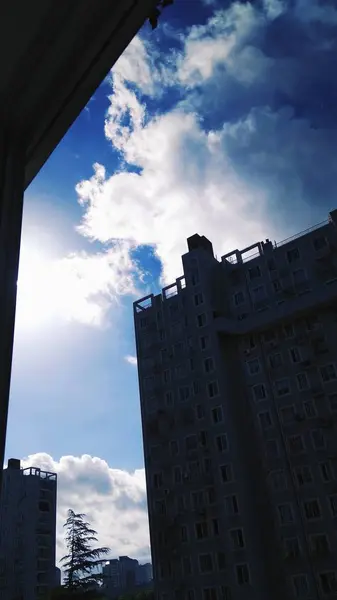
[[234, 291, 245, 306], [200, 335, 210, 350], [272, 279, 282, 293], [216, 434, 228, 452], [194, 292, 204, 306], [195, 521, 208, 540], [294, 465, 313, 486], [329, 495, 337, 516], [220, 464, 233, 483], [211, 406, 223, 424], [296, 372, 309, 391], [197, 313, 207, 328], [163, 369, 171, 384], [311, 534, 329, 555], [311, 429, 326, 450], [252, 384, 267, 401], [275, 378, 290, 396], [247, 358, 260, 375], [208, 381, 219, 398], [320, 462, 334, 482], [204, 357, 215, 373], [284, 323, 295, 338], [199, 554, 213, 573], [329, 393, 337, 412], [289, 347, 301, 363], [313, 236, 327, 251], [153, 473, 163, 489], [219, 587, 231, 600], [280, 405, 296, 424], [278, 504, 294, 524], [191, 490, 204, 509], [293, 574, 309, 597], [230, 529, 245, 549], [165, 390, 174, 406], [212, 518, 219, 536], [203, 589, 217, 600], [249, 265, 261, 280], [293, 269, 307, 285], [287, 247, 300, 263], [284, 537, 300, 558], [182, 556, 192, 575], [175, 364, 186, 379], [320, 572, 337, 594], [266, 439, 279, 458], [269, 353, 283, 368], [288, 435, 305, 454], [321, 364, 337, 383], [270, 470, 287, 491], [193, 380, 200, 395], [207, 487, 216, 505], [304, 499, 321, 520], [225, 495, 239, 515], [179, 386, 190, 402], [303, 400, 316, 418], [236, 564, 250, 585], [187, 591, 195, 600], [196, 404, 205, 420], [181, 525, 188, 542], [170, 440, 179, 456], [258, 411, 273, 430]]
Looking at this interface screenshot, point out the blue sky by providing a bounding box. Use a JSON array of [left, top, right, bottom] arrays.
[[5, 0, 337, 563]]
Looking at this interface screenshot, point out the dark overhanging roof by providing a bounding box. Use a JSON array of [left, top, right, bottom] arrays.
[[0, 0, 158, 188]]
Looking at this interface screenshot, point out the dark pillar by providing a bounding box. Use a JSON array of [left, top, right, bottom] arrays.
[[0, 129, 25, 493]]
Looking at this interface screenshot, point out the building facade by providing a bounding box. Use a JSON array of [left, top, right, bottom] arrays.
[[0, 458, 57, 600], [134, 210, 337, 600], [103, 556, 153, 598]]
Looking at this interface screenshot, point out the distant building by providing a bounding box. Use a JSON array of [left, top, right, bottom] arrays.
[[103, 556, 153, 598], [134, 209, 337, 600], [0, 458, 57, 600]]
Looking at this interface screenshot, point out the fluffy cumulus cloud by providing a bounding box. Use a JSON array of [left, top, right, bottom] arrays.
[[21, 454, 150, 566], [74, 0, 337, 292]]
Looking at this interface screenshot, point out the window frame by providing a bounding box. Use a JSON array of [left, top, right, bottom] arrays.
[[275, 378, 291, 397]]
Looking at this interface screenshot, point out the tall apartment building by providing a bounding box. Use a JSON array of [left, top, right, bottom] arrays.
[[103, 556, 153, 598], [0, 458, 58, 600], [134, 209, 337, 600]]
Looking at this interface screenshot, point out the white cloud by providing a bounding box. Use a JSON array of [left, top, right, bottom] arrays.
[[76, 91, 276, 284], [16, 240, 141, 329], [73, 1, 335, 308], [125, 355, 138, 366], [21, 454, 150, 566]]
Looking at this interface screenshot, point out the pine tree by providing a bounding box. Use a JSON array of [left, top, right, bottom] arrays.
[[61, 509, 110, 595]]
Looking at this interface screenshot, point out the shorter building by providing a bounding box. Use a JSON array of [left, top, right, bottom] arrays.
[[103, 556, 153, 598], [0, 458, 58, 600]]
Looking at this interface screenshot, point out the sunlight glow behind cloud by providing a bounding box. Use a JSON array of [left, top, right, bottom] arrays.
[[16, 240, 141, 329]]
